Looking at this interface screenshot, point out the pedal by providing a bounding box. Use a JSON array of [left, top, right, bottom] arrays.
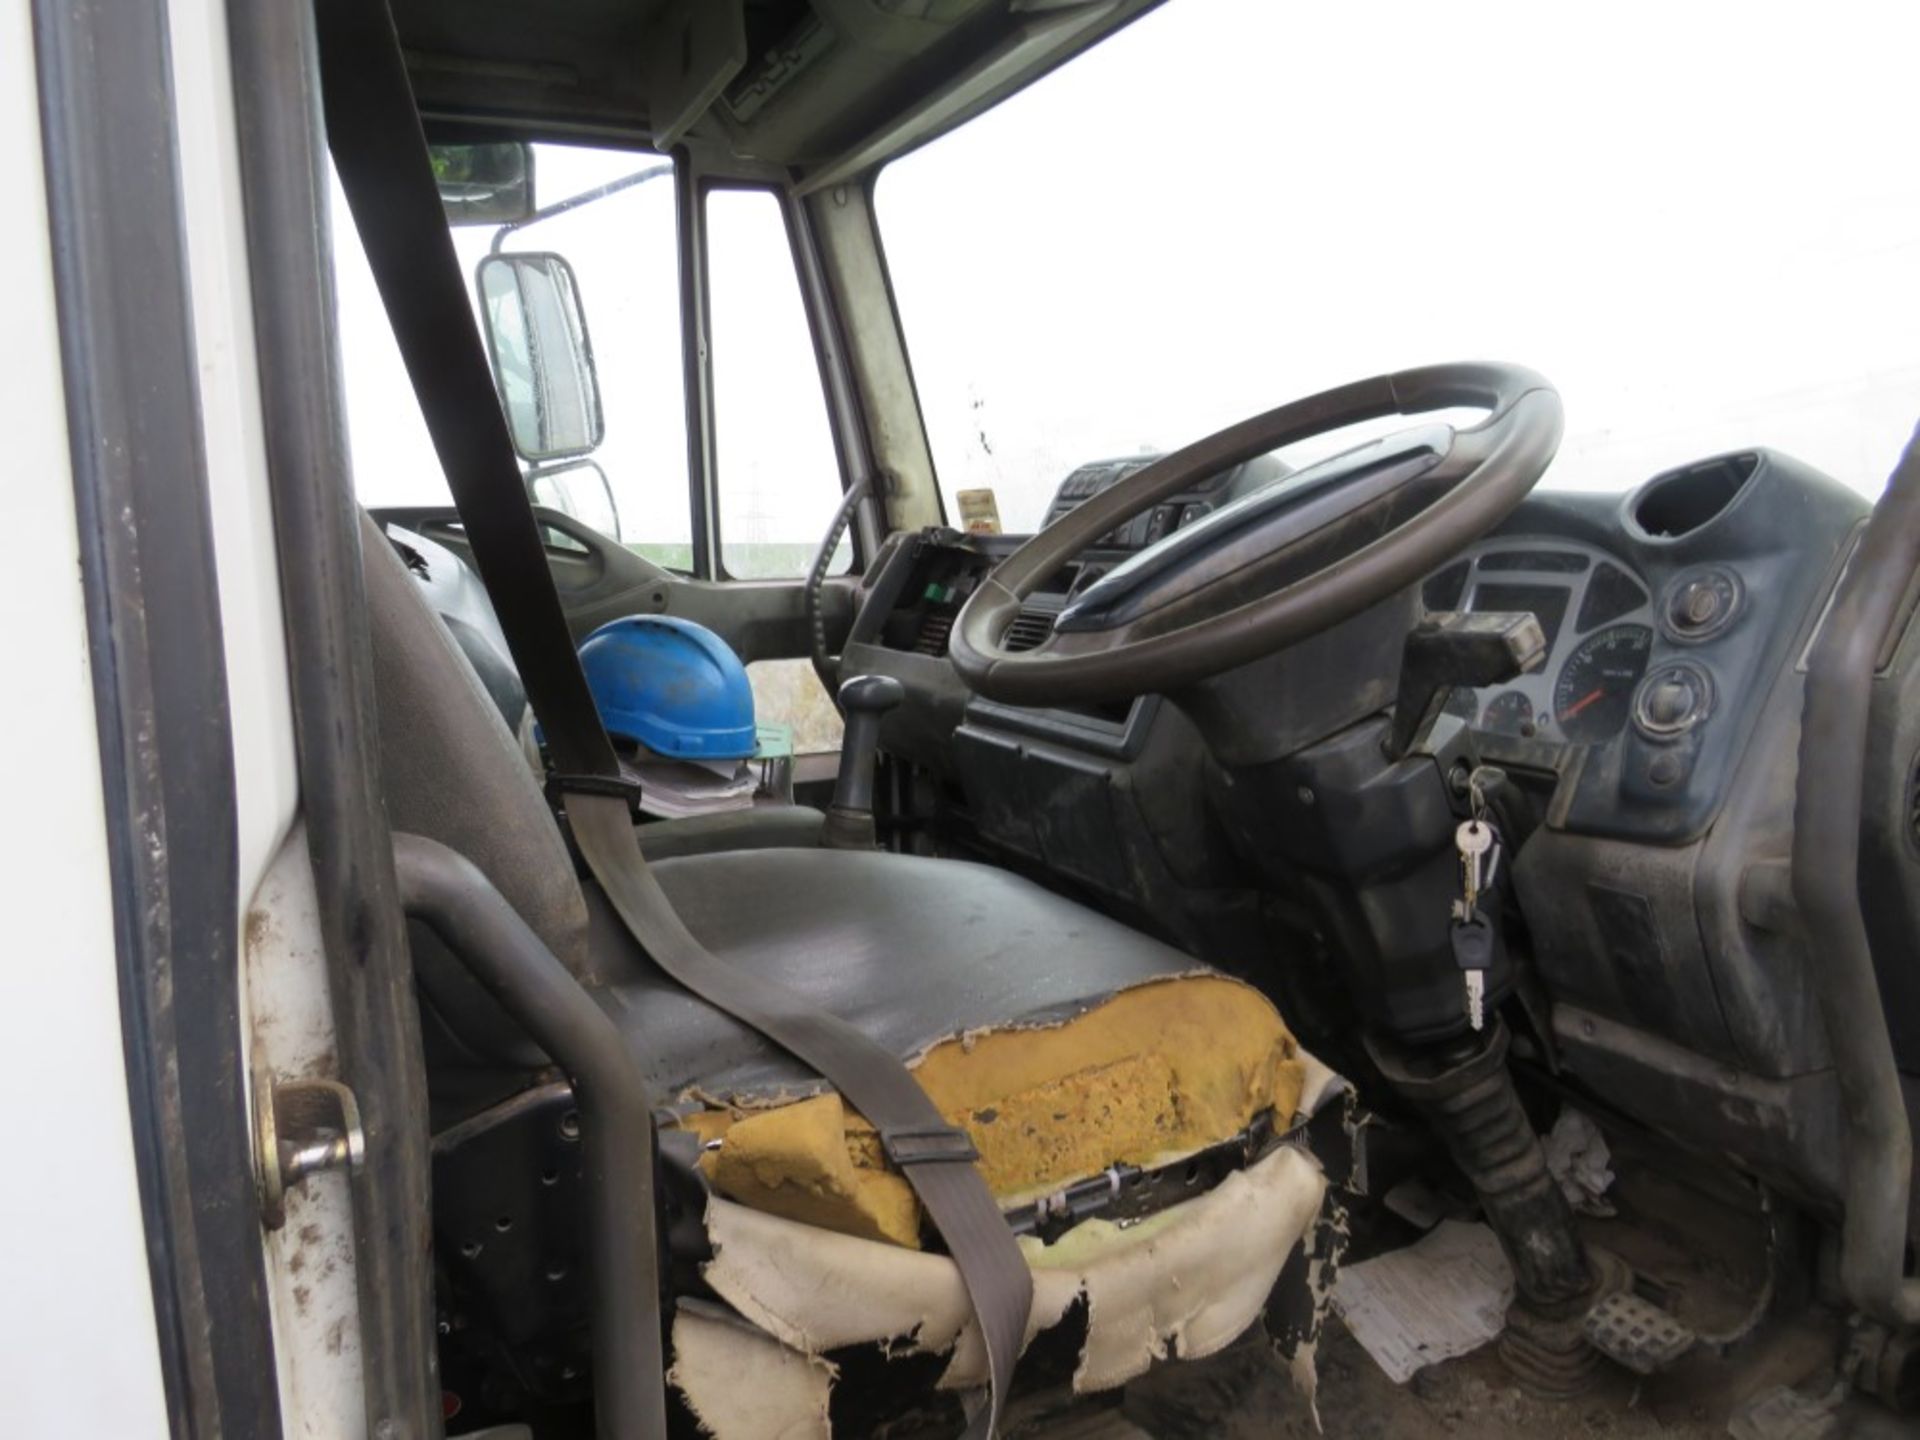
[[1583, 1289, 1697, 1374]]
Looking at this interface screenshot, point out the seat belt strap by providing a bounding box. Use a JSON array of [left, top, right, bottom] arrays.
[[313, 3, 1032, 1434]]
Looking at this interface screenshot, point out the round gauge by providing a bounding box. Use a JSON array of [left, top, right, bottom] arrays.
[[1553, 624, 1654, 742], [1480, 691, 1537, 737]]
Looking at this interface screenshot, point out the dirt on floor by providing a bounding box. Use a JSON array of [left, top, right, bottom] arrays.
[[1260, 1322, 1724, 1439], [1114, 1321, 1714, 1440], [1105, 1314, 1913, 1440], [1019, 1121, 1913, 1440]]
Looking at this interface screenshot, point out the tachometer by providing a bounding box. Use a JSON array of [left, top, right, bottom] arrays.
[[1553, 624, 1653, 742]]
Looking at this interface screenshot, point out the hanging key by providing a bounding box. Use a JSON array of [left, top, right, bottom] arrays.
[[1455, 818, 1493, 916], [1451, 908, 1494, 1030], [1465, 769, 1507, 897], [1453, 818, 1497, 1030]]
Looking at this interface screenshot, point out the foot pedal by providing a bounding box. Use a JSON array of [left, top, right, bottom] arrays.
[[1583, 1290, 1696, 1374]]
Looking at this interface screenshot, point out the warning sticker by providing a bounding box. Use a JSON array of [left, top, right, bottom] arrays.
[[955, 488, 1002, 535]]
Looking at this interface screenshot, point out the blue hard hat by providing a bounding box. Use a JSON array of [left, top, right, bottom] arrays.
[[576, 615, 757, 761]]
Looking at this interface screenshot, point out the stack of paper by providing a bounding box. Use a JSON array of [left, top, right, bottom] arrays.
[[622, 755, 757, 821]]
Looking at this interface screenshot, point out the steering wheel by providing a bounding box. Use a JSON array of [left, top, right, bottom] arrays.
[[805, 473, 872, 705], [949, 362, 1562, 706]]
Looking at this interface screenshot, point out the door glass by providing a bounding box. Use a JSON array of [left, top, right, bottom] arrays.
[[706, 188, 853, 579], [332, 144, 695, 569]]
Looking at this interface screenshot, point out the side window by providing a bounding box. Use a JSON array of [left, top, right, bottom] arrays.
[[706, 188, 852, 579], [332, 144, 695, 570]]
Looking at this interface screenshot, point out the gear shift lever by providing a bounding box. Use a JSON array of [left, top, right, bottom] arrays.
[[823, 674, 906, 850]]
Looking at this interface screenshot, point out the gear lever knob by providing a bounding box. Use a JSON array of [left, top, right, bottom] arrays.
[[824, 675, 906, 849]]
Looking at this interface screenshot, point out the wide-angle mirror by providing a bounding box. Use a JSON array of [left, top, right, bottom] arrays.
[[431, 142, 534, 226], [528, 458, 620, 540]]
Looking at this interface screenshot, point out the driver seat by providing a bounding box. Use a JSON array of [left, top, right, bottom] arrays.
[[362, 512, 1332, 1424]]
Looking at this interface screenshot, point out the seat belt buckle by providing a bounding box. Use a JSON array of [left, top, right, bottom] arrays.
[[881, 1123, 981, 1168], [545, 771, 647, 824]]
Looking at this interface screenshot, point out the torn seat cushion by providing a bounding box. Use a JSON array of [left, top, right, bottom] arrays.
[[586, 847, 1306, 1245], [668, 1073, 1349, 1435]]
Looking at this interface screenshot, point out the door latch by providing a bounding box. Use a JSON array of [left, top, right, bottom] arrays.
[[252, 1063, 366, 1230]]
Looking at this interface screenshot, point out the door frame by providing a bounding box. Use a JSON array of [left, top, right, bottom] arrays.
[[33, 0, 282, 1431]]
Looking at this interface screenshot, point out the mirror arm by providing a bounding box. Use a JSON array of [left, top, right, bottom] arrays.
[[490, 163, 675, 253]]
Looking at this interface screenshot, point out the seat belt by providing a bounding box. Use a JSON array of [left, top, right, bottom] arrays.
[[313, 2, 1033, 1434]]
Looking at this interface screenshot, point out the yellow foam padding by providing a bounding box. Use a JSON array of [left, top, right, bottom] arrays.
[[692, 974, 1303, 1248]]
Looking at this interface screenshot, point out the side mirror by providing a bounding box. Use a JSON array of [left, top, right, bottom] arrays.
[[529, 459, 621, 541], [475, 252, 604, 463], [431, 143, 534, 226]]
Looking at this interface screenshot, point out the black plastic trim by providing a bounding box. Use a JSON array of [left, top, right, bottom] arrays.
[[33, 0, 281, 1432], [225, 0, 442, 1433], [964, 695, 1158, 762], [676, 149, 717, 579], [1793, 422, 1920, 1326]]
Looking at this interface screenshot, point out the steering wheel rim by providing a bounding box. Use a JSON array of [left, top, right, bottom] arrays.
[[949, 361, 1563, 706]]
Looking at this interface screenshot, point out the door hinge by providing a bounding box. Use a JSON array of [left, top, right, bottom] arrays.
[[252, 1063, 366, 1231]]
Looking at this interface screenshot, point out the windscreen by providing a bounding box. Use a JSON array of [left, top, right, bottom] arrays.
[[878, 0, 1920, 533]]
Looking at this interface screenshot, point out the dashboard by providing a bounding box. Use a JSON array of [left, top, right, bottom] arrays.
[[847, 446, 1871, 849]]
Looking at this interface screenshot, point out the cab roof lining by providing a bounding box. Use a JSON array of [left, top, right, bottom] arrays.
[[391, 0, 1164, 177]]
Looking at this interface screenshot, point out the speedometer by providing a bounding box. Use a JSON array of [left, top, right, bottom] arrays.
[[1553, 624, 1653, 742]]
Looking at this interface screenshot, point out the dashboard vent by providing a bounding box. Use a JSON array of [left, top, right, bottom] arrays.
[[1004, 604, 1057, 653], [912, 610, 955, 657]]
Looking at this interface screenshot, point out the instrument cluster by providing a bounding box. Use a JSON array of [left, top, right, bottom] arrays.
[[1430, 543, 1727, 748]]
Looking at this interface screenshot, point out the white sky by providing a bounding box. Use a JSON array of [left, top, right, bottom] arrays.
[[881, 0, 1920, 530], [337, 0, 1920, 544]]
